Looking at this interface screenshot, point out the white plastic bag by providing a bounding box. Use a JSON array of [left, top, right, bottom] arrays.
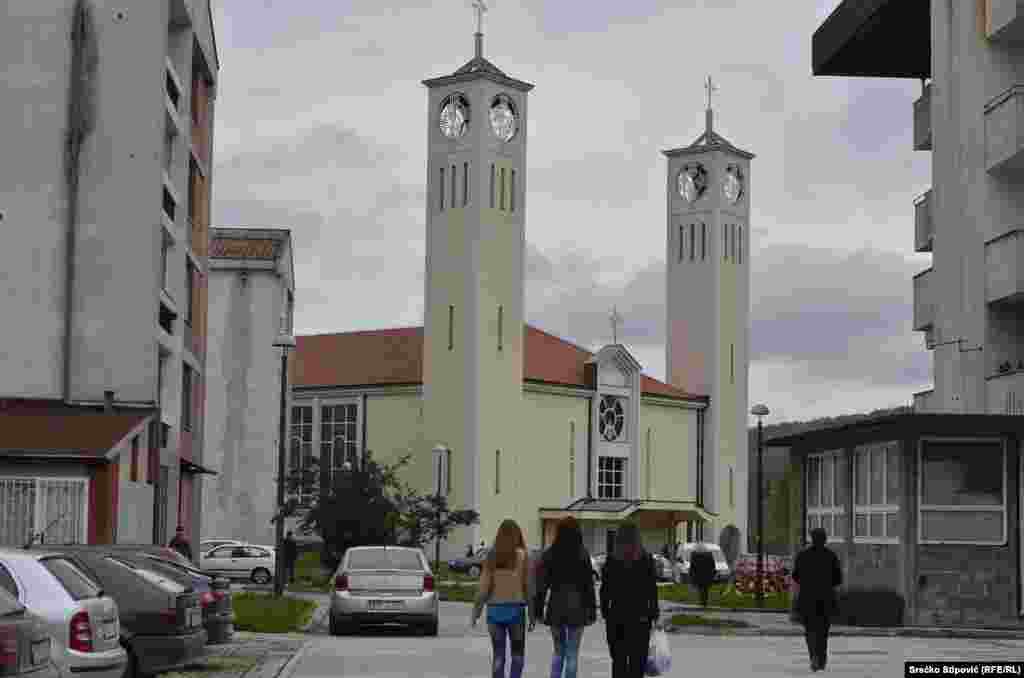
[[645, 628, 672, 676]]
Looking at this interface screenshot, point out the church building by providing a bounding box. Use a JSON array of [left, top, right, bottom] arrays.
[[289, 16, 754, 559]]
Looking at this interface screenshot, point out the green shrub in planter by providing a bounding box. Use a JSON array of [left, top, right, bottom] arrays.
[[835, 588, 904, 627]]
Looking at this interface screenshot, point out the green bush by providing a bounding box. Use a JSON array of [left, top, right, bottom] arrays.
[[834, 588, 904, 627], [659, 583, 791, 610], [232, 593, 318, 633]]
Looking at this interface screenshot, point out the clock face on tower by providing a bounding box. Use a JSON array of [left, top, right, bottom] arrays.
[[439, 93, 470, 139], [723, 164, 744, 204], [677, 163, 708, 203], [489, 94, 518, 142]]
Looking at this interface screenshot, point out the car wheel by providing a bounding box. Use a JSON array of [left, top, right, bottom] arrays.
[[121, 643, 141, 678], [251, 568, 271, 584], [468, 565, 481, 578]]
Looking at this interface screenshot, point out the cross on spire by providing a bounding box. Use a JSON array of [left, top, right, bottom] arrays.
[[704, 76, 717, 111], [609, 307, 623, 345], [472, 0, 488, 58], [704, 76, 718, 136]]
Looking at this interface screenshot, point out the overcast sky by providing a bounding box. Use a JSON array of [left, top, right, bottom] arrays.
[[210, 0, 933, 426]]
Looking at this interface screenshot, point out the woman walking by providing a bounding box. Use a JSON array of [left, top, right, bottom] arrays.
[[532, 517, 597, 678], [601, 522, 660, 678], [471, 520, 532, 678]]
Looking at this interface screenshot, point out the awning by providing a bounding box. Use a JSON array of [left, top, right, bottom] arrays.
[[180, 458, 218, 475], [0, 405, 153, 462], [538, 499, 713, 526]]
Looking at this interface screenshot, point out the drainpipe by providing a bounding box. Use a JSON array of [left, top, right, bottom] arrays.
[[62, 0, 98, 403], [585, 397, 593, 498]]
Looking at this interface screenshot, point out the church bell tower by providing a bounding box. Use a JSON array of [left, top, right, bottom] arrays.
[[664, 79, 753, 546], [420, 4, 535, 552]]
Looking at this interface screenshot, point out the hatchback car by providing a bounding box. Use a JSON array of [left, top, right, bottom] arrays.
[[199, 545, 275, 584], [0, 549, 125, 678], [0, 584, 59, 678], [198, 541, 239, 556], [673, 543, 731, 584], [45, 551, 206, 678], [330, 546, 438, 636]]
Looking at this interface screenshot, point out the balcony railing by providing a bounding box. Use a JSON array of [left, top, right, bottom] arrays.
[[913, 82, 932, 151], [984, 228, 1024, 305], [985, 85, 1024, 173], [987, 0, 1024, 43], [913, 389, 935, 413], [985, 370, 1024, 415], [913, 267, 936, 331], [914, 189, 933, 253]]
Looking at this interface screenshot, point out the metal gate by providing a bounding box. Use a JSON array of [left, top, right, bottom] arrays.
[[0, 477, 87, 546]]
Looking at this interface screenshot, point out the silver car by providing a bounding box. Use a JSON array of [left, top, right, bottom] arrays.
[[329, 546, 438, 637], [199, 545, 275, 584], [0, 584, 59, 678], [0, 549, 126, 678]]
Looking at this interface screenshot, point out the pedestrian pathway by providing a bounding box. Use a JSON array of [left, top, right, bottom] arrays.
[[161, 633, 308, 678]]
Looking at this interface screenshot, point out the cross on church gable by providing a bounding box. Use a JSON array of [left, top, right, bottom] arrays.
[[472, 0, 488, 34], [704, 76, 717, 110], [609, 306, 623, 345]]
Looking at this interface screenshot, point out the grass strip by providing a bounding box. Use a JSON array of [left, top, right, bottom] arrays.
[[232, 592, 318, 633]]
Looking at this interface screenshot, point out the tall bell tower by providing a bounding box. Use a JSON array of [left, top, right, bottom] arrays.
[[663, 79, 753, 545], [420, 4, 535, 553]]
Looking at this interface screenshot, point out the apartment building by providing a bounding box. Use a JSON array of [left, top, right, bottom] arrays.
[[0, 0, 218, 551], [202, 228, 295, 547]]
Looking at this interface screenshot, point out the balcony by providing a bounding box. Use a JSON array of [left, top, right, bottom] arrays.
[[914, 189, 933, 252], [913, 267, 936, 330], [986, 370, 1024, 415], [987, 0, 1024, 43], [913, 82, 932, 151], [984, 229, 1024, 305], [984, 85, 1024, 173], [913, 389, 935, 413]]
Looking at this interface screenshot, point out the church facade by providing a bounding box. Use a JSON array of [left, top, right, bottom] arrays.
[[290, 27, 753, 559]]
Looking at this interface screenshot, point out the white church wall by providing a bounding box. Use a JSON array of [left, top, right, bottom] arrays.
[[638, 399, 696, 503], [364, 391, 425, 483]]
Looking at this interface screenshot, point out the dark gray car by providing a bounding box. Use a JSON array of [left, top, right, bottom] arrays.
[[42, 551, 205, 678], [0, 586, 59, 678]]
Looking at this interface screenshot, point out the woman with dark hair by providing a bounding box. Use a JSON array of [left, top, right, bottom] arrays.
[[600, 522, 660, 678], [532, 517, 597, 678], [472, 520, 532, 678]]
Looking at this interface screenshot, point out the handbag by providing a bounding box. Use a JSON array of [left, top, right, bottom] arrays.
[[644, 628, 672, 676]]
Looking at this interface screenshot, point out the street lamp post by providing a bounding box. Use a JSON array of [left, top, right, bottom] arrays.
[[272, 312, 296, 598], [750, 403, 770, 609], [432, 445, 446, 571]]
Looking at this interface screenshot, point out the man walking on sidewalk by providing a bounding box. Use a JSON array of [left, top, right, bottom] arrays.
[[793, 527, 842, 672], [283, 531, 299, 584]]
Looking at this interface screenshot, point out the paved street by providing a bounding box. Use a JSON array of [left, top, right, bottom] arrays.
[[287, 602, 1024, 677]]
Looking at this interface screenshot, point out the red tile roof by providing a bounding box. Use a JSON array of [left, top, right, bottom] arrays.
[[0, 403, 151, 460], [292, 325, 705, 402]]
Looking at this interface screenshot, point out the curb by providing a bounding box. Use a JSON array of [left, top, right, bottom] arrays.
[[268, 641, 310, 678]]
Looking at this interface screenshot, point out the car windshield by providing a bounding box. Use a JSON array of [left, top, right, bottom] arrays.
[[346, 549, 422, 571], [41, 558, 102, 601]]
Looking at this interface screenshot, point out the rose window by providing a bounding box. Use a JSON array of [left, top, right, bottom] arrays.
[[599, 396, 625, 442]]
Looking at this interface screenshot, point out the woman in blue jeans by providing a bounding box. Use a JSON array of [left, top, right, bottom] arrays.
[[532, 517, 597, 678], [472, 520, 533, 678]]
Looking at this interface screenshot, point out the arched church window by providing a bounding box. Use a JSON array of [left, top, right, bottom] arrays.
[[510, 169, 516, 212], [689, 224, 695, 262], [440, 167, 445, 211], [678, 225, 684, 263], [701, 223, 707, 260], [738, 226, 743, 264], [463, 162, 469, 206], [490, 164, 495, 209], [499, 167, 506, 210], [451, 164, 456, 208], [599, 396, 625, 442]]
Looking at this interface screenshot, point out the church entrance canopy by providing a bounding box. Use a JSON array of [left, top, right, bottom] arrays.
[[538, 498, 713, 546]]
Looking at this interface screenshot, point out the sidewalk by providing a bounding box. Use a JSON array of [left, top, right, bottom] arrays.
[[162, 633, 308, 678], [659, 602, 1024, 639]]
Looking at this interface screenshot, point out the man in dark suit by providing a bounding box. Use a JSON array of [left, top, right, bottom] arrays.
[[689, 545, 716, 608], [793, 527, 842, 672]]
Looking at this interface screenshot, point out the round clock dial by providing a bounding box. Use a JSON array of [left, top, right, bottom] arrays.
[[439, 93, 469, 139], [723, 165, 744, 204], [677, 163, 708, 203], [489, 94, 518, 142]]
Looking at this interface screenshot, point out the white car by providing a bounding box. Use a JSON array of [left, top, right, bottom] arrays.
[[199, 540, 241, 555], [200, 544, 276, 584], [673, 542, 731, 584], [0, 548, 127, 678]]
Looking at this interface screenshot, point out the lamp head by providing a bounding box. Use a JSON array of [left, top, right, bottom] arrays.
[[272, 309, 296, 350], [750, 404, 769, 418]]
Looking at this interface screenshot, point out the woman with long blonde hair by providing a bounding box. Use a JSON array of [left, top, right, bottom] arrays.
[[471, 520, 534, 678]]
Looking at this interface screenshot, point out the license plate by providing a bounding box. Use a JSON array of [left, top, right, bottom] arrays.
[[368, 600, 404, 611], [188, 608, 202, 628], [31, 640, 50, 666], [102, 622, 117, 641]]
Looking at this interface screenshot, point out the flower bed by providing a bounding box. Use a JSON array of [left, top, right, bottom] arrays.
[[732, 555, 794, 595]]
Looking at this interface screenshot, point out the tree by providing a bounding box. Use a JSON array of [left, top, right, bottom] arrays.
[[274, 451, 479, 569]]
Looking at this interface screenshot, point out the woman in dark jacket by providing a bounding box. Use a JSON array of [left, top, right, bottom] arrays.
[[600, 522, 660, 678], [532, 517, 597, 678]]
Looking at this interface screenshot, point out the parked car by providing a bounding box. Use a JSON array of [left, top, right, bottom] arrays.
[[0, 549, 126, 678], [40, 551, 206, 678], [198, 541, 239, 556], [33, 544, 196, 570], [445, 550, 489, 578], [651, 554, 675, 582], [330, 546, 438, 637], [0, 582, 60, 678], [199, 545, 275, 584], [673, 543, 732, 584]]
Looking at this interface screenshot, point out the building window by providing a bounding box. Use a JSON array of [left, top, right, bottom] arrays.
[[451, 164, 456, 209], [497, 305, 503, 351], [446, 449, 452, 494], [598, 395, 626, 442], [723, 225, 728, 261], [463, 162, 469, 207], [569, 421, 576, 496], [495, 450, 501, 494], [490, 164, 495, 208], [448, 305, 454, 351], [499, 167, 506, 210], [919, 439, 1006, 544], [440, 167, 445, 211], [701, 223, 707, 260], [185, 261, 195, 327], [853, 441, 900, 542], [510, 169, 516, 212], [130, 436, 140, 483], [730, 344, 734, 384], [289, 405, 315, 504], [0, 478, 87, 547], [645, 428, 653, 498], [597, 457, 625, 499], [738, 226, 743, 264], [806, 450, 846, 542], [181, 366, 193, 431], [321, 404, 359, 488], [689, 223, 695, 262], [678, 225, 684, 263], [729, 466, 734, 507]]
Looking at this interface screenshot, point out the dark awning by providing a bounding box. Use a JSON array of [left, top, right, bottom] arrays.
[[180, 458, 218, 475], [812, 0, 930, 79]]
